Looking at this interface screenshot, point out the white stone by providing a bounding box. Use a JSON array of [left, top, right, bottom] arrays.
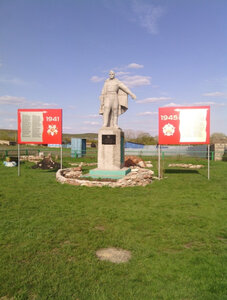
[[146, 163, 153, 168], [131, 168, 139, 172], [56, 167, 154, 188], [138, 161, 146, 168]]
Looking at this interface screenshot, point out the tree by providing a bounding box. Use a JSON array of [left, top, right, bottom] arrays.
[[210, 133, 227, 144], [125, 129, 156, 145]]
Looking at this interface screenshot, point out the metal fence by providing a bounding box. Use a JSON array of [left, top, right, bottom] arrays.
[[0, 147, 97, 160], [0, 145, 225, 161], [125, 149, 213, 160]]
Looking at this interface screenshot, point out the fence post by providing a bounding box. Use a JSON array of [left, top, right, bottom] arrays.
[[60, 144, 63, 169], [211, 151, 214, 161], [208, 144, 210, 180], [18, 143, 20, 176]]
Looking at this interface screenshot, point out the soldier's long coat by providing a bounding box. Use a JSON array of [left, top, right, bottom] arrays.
[[99, 79, 128, 116]]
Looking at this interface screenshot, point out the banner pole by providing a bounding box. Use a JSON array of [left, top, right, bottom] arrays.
[[208, 144, 210, 180], [60, 144, 63, 169], [18, 143, 20, 176], [158, 145, 161, 179]]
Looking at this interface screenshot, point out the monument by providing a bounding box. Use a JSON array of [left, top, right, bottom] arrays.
[[89, 70, 136, 179]]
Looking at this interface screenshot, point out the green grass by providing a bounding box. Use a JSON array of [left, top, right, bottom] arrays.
[[0, 159, 226, 300]]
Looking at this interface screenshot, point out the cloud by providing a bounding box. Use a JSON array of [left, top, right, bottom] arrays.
[[202, 92, 227, 98], [137, 97, 172, 104], [90, 76, 105, 83], [0, 77, 28, 86], [163, 101, 227, 107], [194, 101, 226, 106], [132, 1, 165, 34], [87, 114, 101, 118], [29, 102, 58, 108], [115, 71, 130, 76], [5, 118, 17, 122], [68, 105, 77, 109], [127, 63, 144, 69], [63, 126, 73, 131], [137, 111, 158, 116], [163, 102, 182, 107], [0, 95, 58, 108], [0, 95, 27, 105], [83, 121, 100, 125], [93, 64, 150, 88], [121, 75, 151, 88]]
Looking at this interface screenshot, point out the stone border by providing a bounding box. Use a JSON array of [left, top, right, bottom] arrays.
[[56, 167, 154, 188]]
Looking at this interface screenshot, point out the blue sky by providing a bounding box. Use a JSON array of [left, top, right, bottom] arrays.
[[0, 0, 226, 135]]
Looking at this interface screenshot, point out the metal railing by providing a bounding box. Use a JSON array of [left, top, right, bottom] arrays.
[[0, 147, 225, 162]]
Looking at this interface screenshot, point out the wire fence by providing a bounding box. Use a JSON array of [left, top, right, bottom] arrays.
[[1, 146, 226, 180], [1, 146, 226, 162], [0, 147, 97, 159]]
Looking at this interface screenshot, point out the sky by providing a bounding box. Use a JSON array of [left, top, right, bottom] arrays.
[[0, 0, 226, 136]]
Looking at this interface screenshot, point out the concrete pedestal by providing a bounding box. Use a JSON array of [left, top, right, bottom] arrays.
[[98, 127, 124, 169], [89, 127, 130, 179]]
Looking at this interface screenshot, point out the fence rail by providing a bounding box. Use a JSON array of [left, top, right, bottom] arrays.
[[0, 148, 97, 159], [125, 149, 215, 160], [0, 147, 226, 161]]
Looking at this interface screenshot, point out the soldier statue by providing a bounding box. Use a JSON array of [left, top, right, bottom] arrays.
[[99, 70, 136, 128]]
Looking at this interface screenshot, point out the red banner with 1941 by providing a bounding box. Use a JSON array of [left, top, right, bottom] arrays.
[[18, 109, 62, 144]]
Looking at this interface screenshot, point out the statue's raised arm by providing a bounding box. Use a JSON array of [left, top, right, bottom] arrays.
[[99, 70, 136, 128]]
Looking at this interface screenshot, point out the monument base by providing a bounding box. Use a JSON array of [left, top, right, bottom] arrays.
[[88, 167, 131, 180], [98, 127, 125, 170], [88, 126, 131, 180]]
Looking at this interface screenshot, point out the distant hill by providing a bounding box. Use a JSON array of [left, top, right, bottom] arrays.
[[0, 129, 98, 143], [0, 129, 17, 142]]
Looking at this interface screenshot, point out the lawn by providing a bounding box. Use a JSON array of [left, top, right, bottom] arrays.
[[0, 158, 226, 300]]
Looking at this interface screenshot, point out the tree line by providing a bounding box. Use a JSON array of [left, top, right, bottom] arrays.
[[0, 129, 227, 145]]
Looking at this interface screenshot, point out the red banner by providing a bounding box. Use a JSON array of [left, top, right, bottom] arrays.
[[159, 106, 210, 145], [18, 109, 62, 144]]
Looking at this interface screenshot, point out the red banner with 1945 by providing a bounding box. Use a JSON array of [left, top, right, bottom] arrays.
[[159, 106, 210, 145]]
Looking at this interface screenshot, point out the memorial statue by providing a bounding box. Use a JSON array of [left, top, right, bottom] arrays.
[[99, 70, 136, 128]]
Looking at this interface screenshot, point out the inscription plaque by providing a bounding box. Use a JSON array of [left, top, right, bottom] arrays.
[[102, 134, 116, 145]]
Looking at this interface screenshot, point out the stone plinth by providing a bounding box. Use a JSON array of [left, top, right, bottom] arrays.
[[98, 127, 125, 170], [89, 127, 130, 179]]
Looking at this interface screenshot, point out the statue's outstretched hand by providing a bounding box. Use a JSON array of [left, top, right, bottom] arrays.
[[131, 93, 136, 100]]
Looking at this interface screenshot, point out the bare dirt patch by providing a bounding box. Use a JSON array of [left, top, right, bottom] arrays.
[[184, 242, 193, 249], [217, 236, 227, 243], [96, 247, 131, 263], [95, 225, 105, 231]]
